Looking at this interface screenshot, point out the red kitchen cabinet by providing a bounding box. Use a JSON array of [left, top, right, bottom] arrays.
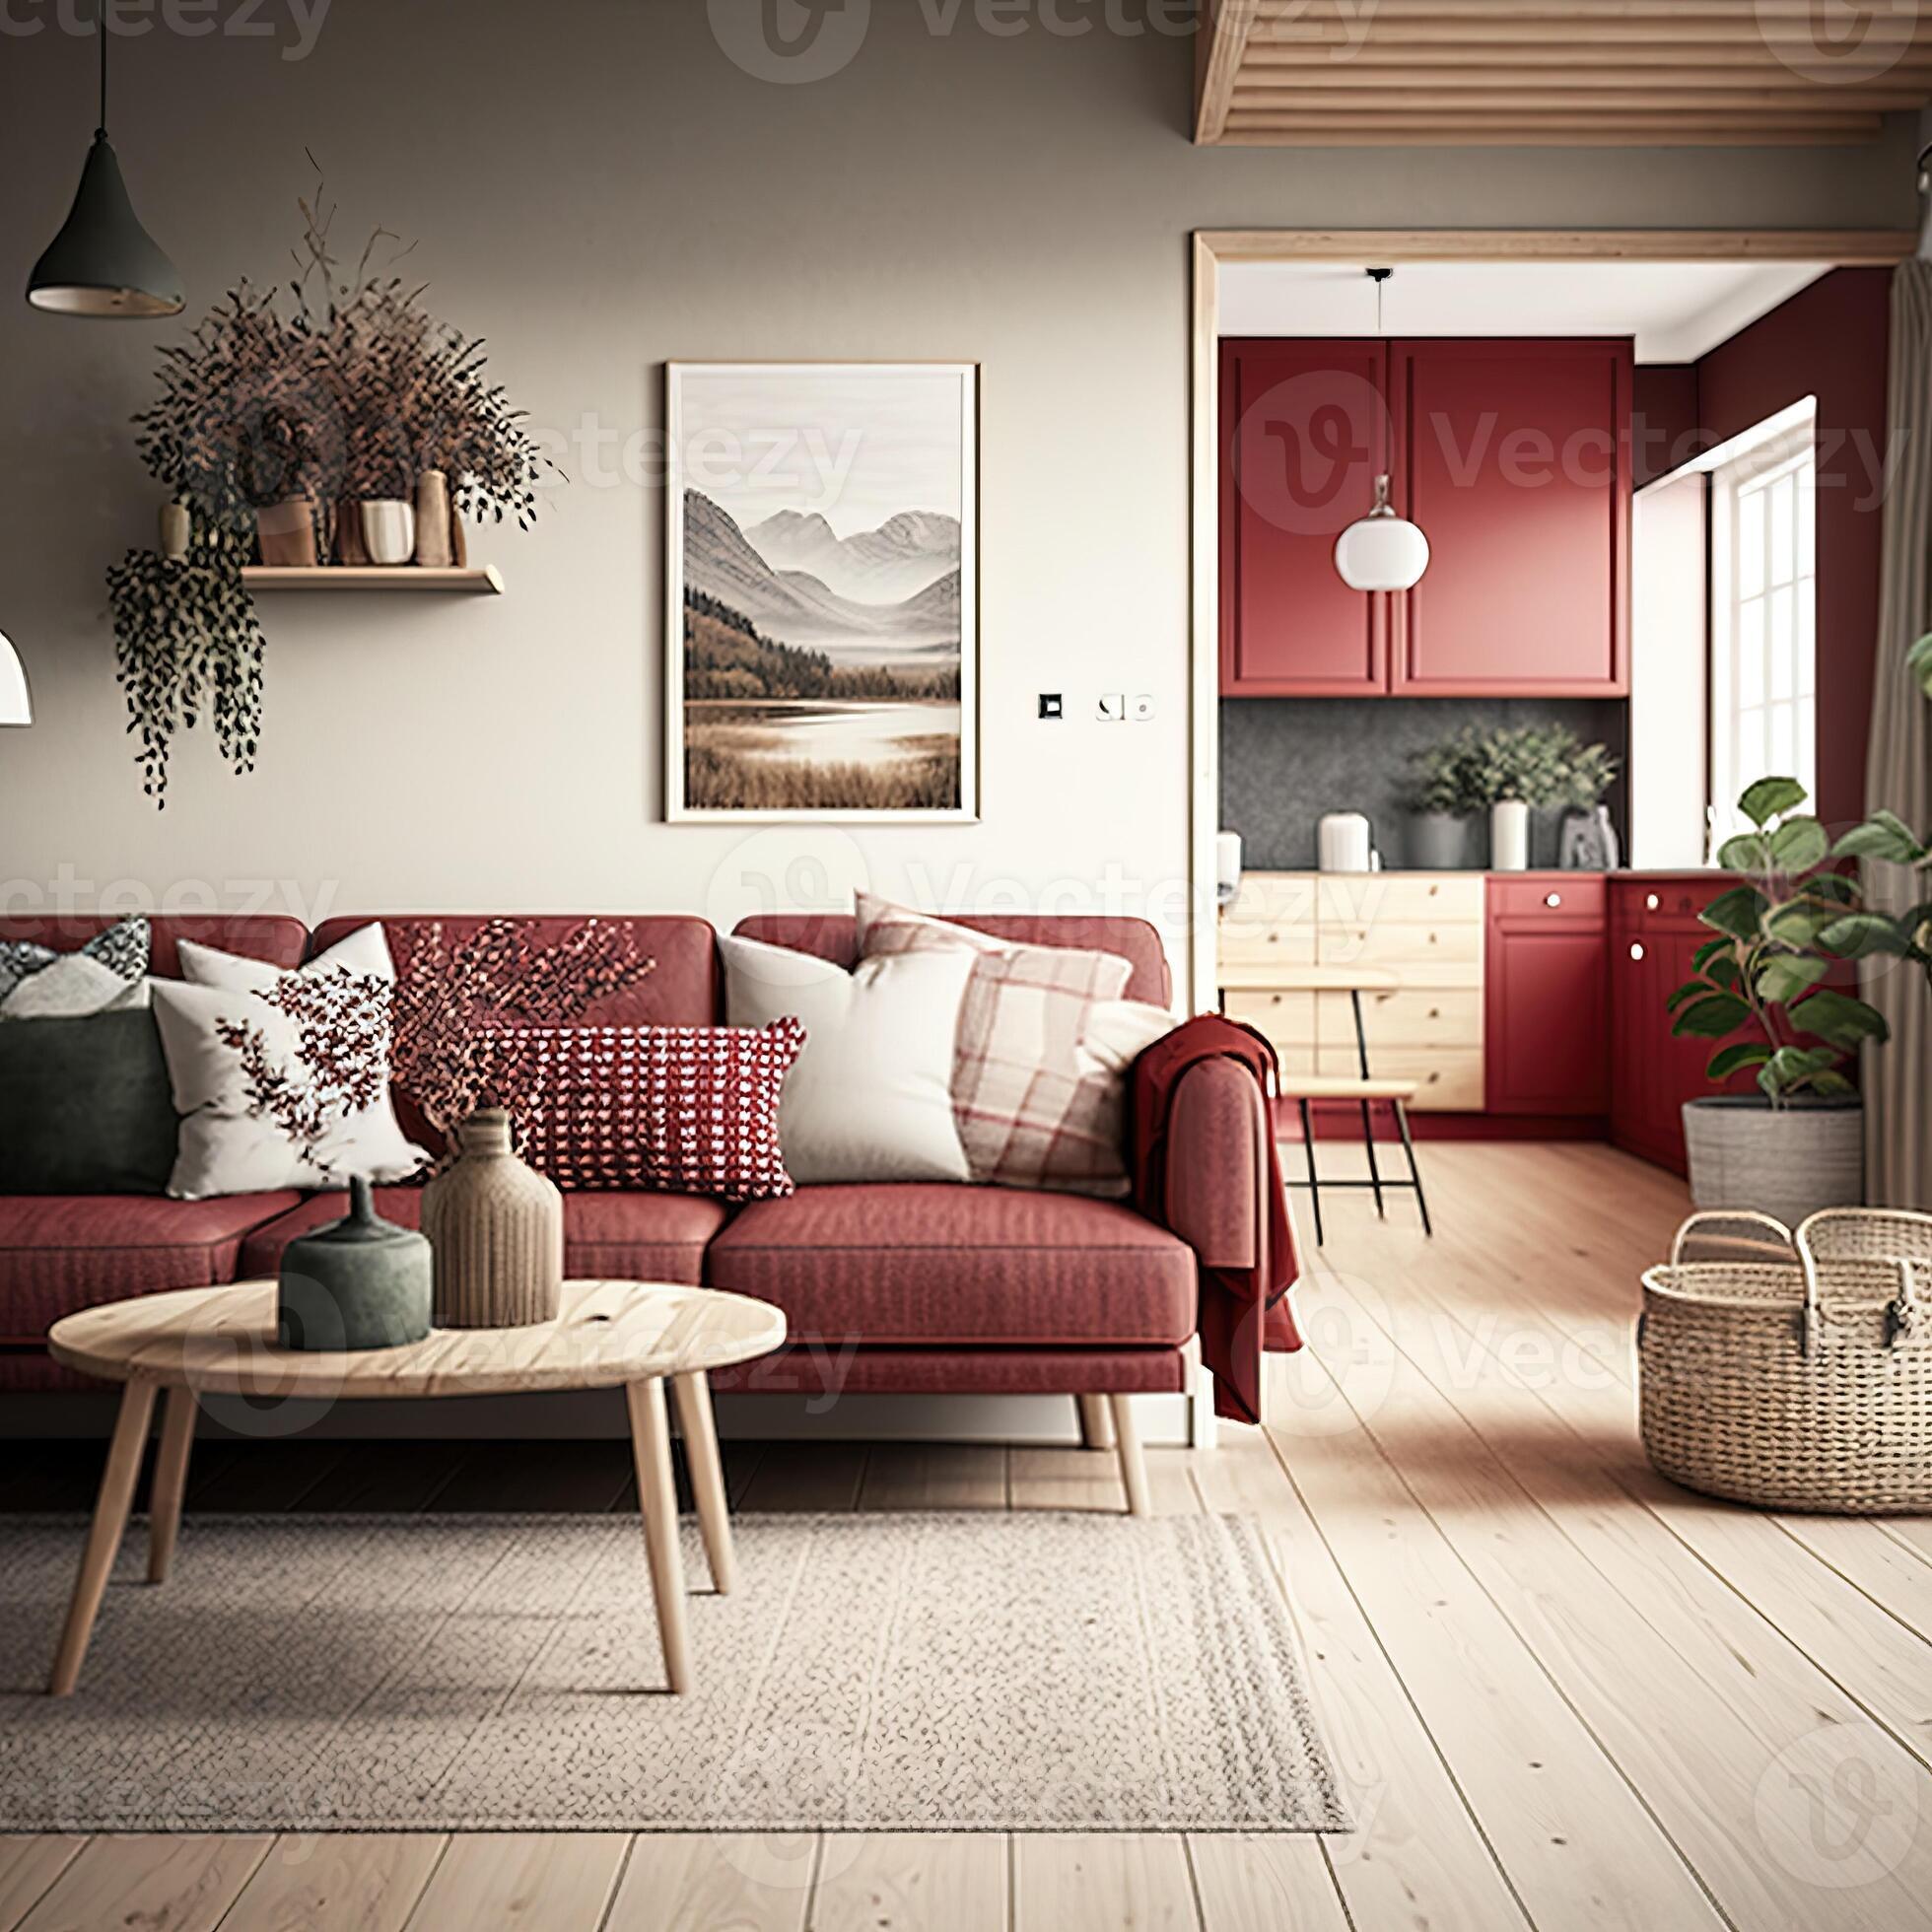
[[1219, 337, 1631, 700], [1485, 876, 1610, 1116], [1394, 339, 1631, 696], [1219, 338, 1391, 696], [1608, 876, 1727, 1174]]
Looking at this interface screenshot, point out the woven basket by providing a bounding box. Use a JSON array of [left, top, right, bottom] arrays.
[[1638, 1208, 1932, 1513]]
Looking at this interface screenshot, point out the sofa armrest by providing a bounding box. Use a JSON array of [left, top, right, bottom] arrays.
[[1162, 1056, 1268, 1273]]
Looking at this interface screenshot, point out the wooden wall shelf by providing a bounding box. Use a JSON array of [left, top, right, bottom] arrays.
[[242, 566, 503, 594]]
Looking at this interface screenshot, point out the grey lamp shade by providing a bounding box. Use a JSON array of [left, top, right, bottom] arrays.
[[0, 632, 30, 726], [27, 132, 182, 318]]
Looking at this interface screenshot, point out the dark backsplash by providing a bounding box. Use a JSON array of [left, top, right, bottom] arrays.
[[1220, 696, 1631, 872]]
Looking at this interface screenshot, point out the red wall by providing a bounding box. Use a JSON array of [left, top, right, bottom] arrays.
[[1694, 268, 1891, 833]]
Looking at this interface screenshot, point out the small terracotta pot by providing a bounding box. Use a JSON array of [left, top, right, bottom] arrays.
[[158, 502, 190, 563], [255, 497, 317, 568], [360, 499, 416, 566], [414, 471, 453, 568]]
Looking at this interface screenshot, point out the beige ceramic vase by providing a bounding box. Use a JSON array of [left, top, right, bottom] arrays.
[[413, 470, 453, 567], [421, 1108, 563, 1329]]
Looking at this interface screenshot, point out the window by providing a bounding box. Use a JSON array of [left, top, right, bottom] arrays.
[[1708, 410, 1817, 842]]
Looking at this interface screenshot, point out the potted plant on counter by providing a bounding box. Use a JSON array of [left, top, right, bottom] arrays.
[[1397, 729, 1483, 869], [1466, 724, 1598, 870]]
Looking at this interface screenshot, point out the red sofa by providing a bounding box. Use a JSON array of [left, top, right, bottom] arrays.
[[0, 911, 1273, 1499]]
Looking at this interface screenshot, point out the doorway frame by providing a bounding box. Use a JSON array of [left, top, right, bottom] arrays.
[[1187, 226, 1918, 1010]]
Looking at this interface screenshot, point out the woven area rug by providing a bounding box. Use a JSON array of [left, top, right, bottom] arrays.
[[0, 1509, 1347, 1834]]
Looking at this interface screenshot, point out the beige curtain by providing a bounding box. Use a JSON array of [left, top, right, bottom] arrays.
[[1863, 261, 1932, 1210]]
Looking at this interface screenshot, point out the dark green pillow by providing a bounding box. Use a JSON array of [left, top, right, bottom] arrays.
[[0, 1007, 179, 1194]]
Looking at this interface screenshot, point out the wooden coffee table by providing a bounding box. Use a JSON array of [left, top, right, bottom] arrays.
[[44, 1278, 786, 1698]]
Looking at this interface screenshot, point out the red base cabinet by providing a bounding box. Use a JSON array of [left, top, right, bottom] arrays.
[[1484, 876, 1610, 1116], [1608, 876, 1726, 1175]]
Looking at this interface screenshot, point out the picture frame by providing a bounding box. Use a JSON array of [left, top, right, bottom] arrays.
[[665, 361, 980, 823]]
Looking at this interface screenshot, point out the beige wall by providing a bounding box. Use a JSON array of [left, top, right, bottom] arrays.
[[0, 1, 1916, 989]]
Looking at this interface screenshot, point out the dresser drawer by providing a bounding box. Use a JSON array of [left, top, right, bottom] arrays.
[[1223, 990, 1316, 1044], [1317, 872, 1485, 928], [1319, 922, 1484, 972], [1370, 1047, 1486, 1113], [1488, 875, 1607, 922], [1219, 876, 1318, 967], [1314, 986, 1484, 1052]]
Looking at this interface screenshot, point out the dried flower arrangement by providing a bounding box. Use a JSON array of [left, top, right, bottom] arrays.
[[387, 920, 657, 1146], [108, 164, 559, 804]]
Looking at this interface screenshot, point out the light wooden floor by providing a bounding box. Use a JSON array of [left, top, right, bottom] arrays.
[[5, 1141, 1932, 1931]]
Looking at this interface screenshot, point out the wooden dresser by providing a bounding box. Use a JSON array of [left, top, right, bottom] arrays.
[[1217, 872, 1486, 1112]]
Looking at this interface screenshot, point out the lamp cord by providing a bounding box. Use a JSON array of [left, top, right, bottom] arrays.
[[97, 0, 106, 134]]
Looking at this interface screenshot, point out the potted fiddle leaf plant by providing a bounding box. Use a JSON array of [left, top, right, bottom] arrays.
[[1667, 748, 1923, 1225]]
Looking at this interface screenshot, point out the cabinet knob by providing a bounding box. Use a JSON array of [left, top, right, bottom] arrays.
[[1645, 893, 1660, 912], [1545, 892, 1562, 909], [1630, 942, 1646, 962]]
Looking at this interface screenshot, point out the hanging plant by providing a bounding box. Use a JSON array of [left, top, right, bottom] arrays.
[[104, 517, 263, 805]]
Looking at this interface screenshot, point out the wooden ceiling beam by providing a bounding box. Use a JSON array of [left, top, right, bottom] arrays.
[[1229, 83, 1926, 110], [1195, 0, 1263, 144], [1254, 0, 1902, 18], [1242, 46, 1932, 75], [1212, 123, 1886, 143], [1197, 229, 1921, 262]]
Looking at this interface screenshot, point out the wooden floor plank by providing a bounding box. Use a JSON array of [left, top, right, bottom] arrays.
[[1190, 1428, 1528, 1932], [428, 1439, 633, 1514], [1012, 1835, 1197, 1932], [296, 1441, 472, 1514], [1189, 1835, 1349, 1932], [857, 1445, 1008, 1510], [810, 1833, 1007, 1932], [0, 1839, 85, 1932], [734, 1443, 866, 1513], [183, 1439, 349, 1513], [400, 1833, 628, 1930], [604, 1833, 813, 1930], [1269, 1332, 1726, 1928], [15, 1834, 270, 1932], [1308, 1253, 1932, 1930], [1773, 1515, 1932, 1643], [217, 1833, 447, 1932]]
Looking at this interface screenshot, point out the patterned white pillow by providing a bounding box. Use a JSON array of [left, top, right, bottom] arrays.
[[0, 916, 150, 1020], [854, 896, 1173, 1196], [152, 924, 426, 1198]]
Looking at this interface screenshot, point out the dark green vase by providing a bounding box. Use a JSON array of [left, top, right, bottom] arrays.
[[276, 1176, 433, 1351]]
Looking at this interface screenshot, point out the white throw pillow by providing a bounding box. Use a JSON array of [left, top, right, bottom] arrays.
[[153, 924, 426, 1199], [720, 933, 976, 1185]]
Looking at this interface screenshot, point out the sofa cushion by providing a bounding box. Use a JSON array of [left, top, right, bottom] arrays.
[[0, 1192, 304, 1345], [735, 911, 1171, 1007], [0, 914, 307, 980], [704, 1183, 1196, 1346], [238, 1187, 728, 1286]]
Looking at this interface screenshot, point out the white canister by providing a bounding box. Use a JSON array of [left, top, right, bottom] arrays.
[[1318, 812, 1374, 873], [1215, 831, 1244, 907], [1490, 798, 1531, 871], [360, 500, 417, 566]]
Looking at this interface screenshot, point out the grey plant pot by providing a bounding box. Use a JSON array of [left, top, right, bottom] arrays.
[[1681, 1095, 1865, 1228], [1407, 811, 1472, 870]]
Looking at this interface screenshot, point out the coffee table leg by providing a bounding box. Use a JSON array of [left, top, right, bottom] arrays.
[[671, 1369, 735, 1595], [49, 1379, 156, 1695], [147, 1386, 198, 1585], [626, 1377, 693, 1693]]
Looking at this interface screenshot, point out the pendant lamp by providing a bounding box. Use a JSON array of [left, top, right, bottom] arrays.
[[0, 633, 31, 726], [1334, 267, 1428, 594], [27, 7, 182, 318]]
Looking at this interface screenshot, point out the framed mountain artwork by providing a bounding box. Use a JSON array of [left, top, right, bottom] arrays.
[[666, 362, 979, 822]]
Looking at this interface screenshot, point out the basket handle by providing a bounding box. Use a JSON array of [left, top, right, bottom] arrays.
[[1796, 1212, 1929, 1354], [1668, 1209, 1795, 1268]]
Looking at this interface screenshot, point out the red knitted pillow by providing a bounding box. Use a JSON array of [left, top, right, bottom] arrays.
[[513, 1018, 803, 1201]]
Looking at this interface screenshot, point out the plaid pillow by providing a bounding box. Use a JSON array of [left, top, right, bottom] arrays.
[[858, 903, 1155, 1195], [513, 1018, 803, 1202]]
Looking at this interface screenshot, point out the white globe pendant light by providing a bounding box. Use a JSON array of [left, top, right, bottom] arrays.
[[0, 631, 31, 726], [1335, 473, 1430, 592], [1334, 267, 1429, 594]]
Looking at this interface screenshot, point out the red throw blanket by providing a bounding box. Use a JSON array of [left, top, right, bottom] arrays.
[[1130, 1015, 1301, 1425]]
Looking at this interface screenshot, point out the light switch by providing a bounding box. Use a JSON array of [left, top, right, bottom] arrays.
[[1097, 693, 1126, 723], [1131, 693, 1155, 722], [1039, 693, 1063, 720]]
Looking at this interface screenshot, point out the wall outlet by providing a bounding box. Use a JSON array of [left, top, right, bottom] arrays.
[[1131, 693, 1155, 722], [1097, 693, 1126, 723], [1038, 693, 1063, 720]]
